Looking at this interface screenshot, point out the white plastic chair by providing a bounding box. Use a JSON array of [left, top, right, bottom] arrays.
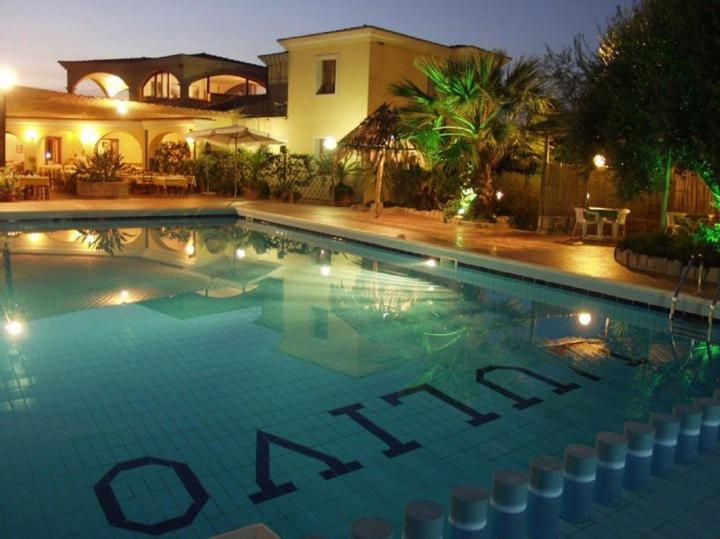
[[608, 208, 631, 239], [573, 207, 601, 239]]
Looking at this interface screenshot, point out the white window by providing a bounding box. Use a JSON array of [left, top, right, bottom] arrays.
[[316, 56, 337, 95]]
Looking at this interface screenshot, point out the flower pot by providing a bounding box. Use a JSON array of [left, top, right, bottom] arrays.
[[334, 194, 354, 206], [77, 180, 129, 199], [242, 185, 260, 200]]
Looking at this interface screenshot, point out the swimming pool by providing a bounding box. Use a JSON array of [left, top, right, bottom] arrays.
[[0, 219, 717, 538]]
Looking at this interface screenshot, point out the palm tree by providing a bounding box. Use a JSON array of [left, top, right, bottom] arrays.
[[392, 53, 553, 216]]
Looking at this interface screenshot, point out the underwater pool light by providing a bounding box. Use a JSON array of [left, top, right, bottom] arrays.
[[424, 258, 437, 268], [578, 312, 592, 326], [235, 248, 246, 259], [5, 320, 23, 337]]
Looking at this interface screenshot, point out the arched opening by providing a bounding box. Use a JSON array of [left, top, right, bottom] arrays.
[[95, 132, 143, 167], [72, 72, 129, 98], [142, 72, 181, 100], [148, 131, 187, 158], [5, 132, 23, 166], [188, 74, 266, 103], [37, 130, 82, 166]]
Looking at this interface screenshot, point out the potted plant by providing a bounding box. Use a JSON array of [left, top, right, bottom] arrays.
[[316, 154, 361, 206], [75, 150, 130, 198], [243, 178, 271, 200], [259, 148, 313, 203], [0, 169, 18, 202], [331, 182, 355, 206]]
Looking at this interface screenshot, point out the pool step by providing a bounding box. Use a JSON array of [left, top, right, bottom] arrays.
[[210, 523, 280, 539], [671, 317, 719, 343]]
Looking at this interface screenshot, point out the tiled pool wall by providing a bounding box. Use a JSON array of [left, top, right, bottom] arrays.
[[2, 214, 718, 538], [232, 208, 716, 324], [290, 388, 720, 539]]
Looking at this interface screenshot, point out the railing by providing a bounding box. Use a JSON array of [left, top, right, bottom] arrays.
[[669, 254, 703, 330], [707, 280, 720, 341]]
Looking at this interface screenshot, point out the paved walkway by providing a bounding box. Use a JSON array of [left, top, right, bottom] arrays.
[[0, 196, 681, 294], [237, 200, 679, 293]]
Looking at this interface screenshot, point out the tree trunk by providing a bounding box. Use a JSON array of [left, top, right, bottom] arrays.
[[660, 150, 672, 231], [475, 164, 495, 218], [374, 151, 385, 218], [537, 134, 550, 230]]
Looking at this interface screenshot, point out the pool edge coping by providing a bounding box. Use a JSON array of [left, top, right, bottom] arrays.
[[232, 203, 713, 321]]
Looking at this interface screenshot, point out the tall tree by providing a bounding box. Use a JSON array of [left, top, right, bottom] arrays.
[[392, 54, 553, 217], [549, 1, 720, 229]]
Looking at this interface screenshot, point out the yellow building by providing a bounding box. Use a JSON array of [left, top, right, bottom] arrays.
[[273, 25, 493, 154], [3, 86, 233, 171], [3, 25, 495, 172]]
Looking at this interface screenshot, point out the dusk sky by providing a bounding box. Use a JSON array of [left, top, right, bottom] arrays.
[[2, 0, 633, 91]]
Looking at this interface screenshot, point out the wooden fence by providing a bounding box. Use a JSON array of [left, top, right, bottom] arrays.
[[540, 164, 716, 232]]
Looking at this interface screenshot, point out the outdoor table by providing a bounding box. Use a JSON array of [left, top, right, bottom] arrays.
[[588, 206, 619, 221], [16, 175, 51, 200], [588, 206, 621, 240], [154, 175, 188, 196], [37, 164, 63, 176]]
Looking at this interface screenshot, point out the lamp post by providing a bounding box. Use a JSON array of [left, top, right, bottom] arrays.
[[0, 67, 18, 168]]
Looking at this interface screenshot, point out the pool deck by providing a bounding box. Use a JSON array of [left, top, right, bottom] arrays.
[[0, 196, 711, 316]]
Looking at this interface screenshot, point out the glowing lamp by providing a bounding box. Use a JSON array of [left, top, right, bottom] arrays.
[[185, 136, 195, 145], [320, 265, 331, 277], [0, 67, 17, 91], [5, 320, 23, 336], [80, 127, 99, 145], [25, 129, 38, 142], [235, 248, 246, 259], [578, 312, 592, 326], [322, 137, 337, 151], [424, 258, 437, 268], [495, 191, 504, 201], [27, 233, 42, 242], [593, 154, 607, 169], [115, 100, 128, 115]]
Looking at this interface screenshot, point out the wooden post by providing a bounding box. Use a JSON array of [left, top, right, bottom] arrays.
[[0, 93, 6, 168], [660, 150, 672, 231], [537, 133, 550, 231], [374, 150, 385, 218]]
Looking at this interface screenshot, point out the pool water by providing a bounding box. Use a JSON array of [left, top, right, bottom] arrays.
[[0, 220, 717, 538]]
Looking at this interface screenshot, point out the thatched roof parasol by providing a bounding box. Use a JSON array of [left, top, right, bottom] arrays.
[[338, 103, 414, 217]]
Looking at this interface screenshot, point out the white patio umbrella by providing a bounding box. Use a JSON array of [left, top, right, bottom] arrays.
[[190, 125, 284, 198]]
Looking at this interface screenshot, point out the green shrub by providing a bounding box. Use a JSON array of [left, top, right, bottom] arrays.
[[618, 230, 720, 266], [74, 150, 126, 182], [153, 141, 192, 174]]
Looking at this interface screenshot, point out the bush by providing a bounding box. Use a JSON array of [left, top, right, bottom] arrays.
[[153, 141, 192, 174], [258, 151, 314, 202], [495, 173, 540, 230], [74, 150, 126, 182], [618, 230, 720, 266]]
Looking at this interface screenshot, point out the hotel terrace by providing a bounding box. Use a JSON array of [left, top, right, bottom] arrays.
[[3, 25, 492, 182]]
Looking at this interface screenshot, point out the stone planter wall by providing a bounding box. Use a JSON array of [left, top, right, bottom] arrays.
[[614, 247, 720, 283], [77, 181, 129, 199]]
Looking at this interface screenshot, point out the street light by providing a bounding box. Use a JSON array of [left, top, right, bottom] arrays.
[[0, 66, 17, 168], [593, 154, 607, 169]]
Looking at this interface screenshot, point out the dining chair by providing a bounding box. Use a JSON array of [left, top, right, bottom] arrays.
[[573, 207, 601, 239], [609, 208, 631, 239]]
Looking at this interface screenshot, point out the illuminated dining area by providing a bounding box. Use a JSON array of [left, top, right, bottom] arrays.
[[0, 68, 236, 202]]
